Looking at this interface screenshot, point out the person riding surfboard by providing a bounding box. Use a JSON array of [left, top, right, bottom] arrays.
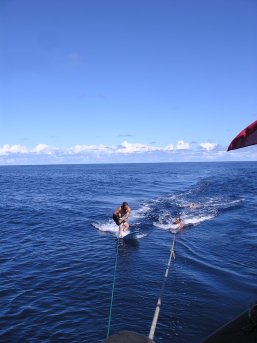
[[113, 202, 131, 236]]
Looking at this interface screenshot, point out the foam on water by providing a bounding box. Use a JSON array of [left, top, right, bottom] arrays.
[[93, 220, 118, 235], [134, 233, 147, 239], [93, 191, 236, 238], [93, 219, 147, 240], [133, 203, 152, 219], [153, 221, 180, 231], [153, 214, 214, 231], [183, 214, 214, 225], [93, 220, 135, 238]]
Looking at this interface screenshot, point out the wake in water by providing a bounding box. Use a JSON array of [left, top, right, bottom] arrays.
[[152, 194, 242, 233], [92, 220, 147, 239], [93, 177, 243, 236], [93, 220, 119, 236]]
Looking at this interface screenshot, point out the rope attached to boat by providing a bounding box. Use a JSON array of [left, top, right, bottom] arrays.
[[106, 237, 120, 338], [149, 231, 177, 340]]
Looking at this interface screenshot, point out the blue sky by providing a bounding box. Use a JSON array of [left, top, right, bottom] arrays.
[[1, 0, 257, 164]]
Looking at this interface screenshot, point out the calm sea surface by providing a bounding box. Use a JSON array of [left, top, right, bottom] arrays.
[[0, 162, 256, 343]]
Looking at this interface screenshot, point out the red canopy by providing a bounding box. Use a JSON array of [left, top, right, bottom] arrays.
[[227, 120, 257, 151]]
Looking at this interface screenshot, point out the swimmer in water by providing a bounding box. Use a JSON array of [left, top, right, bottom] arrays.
[[189, 202, 198, 209], [173, 217, 184, 229]]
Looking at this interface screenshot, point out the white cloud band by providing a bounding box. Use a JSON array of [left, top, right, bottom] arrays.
[[0, 140, 256, 164]]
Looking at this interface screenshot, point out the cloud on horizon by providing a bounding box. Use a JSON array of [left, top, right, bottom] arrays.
[[0, 140, 256, 165]]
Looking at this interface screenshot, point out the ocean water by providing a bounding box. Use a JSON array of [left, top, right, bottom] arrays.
[[0, 162, 256, 343]]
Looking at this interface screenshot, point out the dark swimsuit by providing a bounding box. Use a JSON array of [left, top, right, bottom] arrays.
[[113, 214, 121, 225]]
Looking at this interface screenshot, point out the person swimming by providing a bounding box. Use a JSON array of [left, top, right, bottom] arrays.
[[189, 202, 198, 209], [173, 217, 184, 229]]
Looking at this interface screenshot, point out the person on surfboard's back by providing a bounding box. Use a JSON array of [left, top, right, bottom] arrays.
[[113, 202, 131, 236]]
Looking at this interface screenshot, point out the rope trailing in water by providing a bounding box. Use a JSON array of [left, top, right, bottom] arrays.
[[106, 237, 120, 338], [149, 232, 177, 340]]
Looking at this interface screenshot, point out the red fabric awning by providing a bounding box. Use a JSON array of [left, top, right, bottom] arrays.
[[227, 120, 257, 151]]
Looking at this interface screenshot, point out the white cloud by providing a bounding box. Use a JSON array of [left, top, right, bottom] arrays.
[[200, 142, 217, 151], [164, 141, 190, 151], [32, 144, 53, 154], [117, 141, 161, 154], [70, 144, 110, 154], [165, 144, 174, 151], [0, 140, 256, 165], [175, 140, 190, 150], [0, 144, 28, 155]]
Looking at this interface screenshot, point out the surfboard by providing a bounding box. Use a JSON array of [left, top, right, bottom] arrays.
[[122, 232, 138, 241], [117, 230, 130, 239]]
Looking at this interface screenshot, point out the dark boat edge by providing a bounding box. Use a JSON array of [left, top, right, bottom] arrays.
[[201, 303, 257, 343]]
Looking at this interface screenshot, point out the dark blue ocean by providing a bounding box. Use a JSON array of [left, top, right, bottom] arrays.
[[0, 162, 256, 343]]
